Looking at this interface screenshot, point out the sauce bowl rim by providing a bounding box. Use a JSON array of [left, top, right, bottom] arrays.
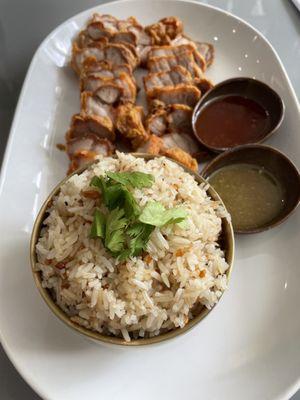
[[192, 77, 285, 153], [201, 143, 300, 234]]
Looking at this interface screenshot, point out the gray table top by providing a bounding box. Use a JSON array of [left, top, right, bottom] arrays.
[[0, 0, 299, 399]]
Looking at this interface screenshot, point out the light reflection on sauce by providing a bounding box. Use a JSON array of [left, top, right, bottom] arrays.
[[208, 164, 286, 230]]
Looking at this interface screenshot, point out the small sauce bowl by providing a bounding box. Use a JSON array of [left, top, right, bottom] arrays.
[[202, 144, 300, 234], [192, 77, 284, 152]]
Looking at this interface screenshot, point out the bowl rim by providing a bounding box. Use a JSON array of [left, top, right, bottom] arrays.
[[192, 76, 285, 153], [201, 144, 300, 234], [30, 153, 235, 346]]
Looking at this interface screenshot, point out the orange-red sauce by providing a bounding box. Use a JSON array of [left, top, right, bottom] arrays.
[[194, 95, 270, 149]]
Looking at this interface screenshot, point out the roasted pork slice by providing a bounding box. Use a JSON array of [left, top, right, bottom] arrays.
[[114, 72, 137, 102], [147, 84, 201, 108], [67, 114, 115, 142], [67, 134, 115, 174], [161, 132, 200, 155], [135, 133, 198, 171], [145, 109, 168, 136], [67, 133, 115, 160], [92, 83, 124, 105], [81, 59, 133, 79], [81, 92, 115, 121], [76, 30, 109, 48], [71, 42, 138, 74], [137, 45, 152, 66], [195, 42, 214, 67], [71, 43, 105, 74], [167, 104, 193, 134], [111, 31, 138, 46], [136, 134, 164, 155], [115, 103, 148, 148], [145, 17, 183, 45], [148, 44, 206, 71], [194, 77, 214, 95], [162, 147, 198, 171], [105, 43, 138, 69], [147, 52, 203, 79], [86, 14, 119, 39], [143, 66, 192, 92], [145, 103, 193, 137], [81, 72, 136, 103], [171, 36, 215, 68]]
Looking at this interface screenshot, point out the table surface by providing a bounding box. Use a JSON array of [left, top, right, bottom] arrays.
[[0, 0, 299, 399]]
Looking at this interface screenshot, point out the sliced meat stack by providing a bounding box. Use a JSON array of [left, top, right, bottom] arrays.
[[64, 14, 215, 173], [67, 13, 151, 172]]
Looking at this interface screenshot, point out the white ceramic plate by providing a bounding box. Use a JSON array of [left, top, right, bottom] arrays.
[[0, 1, 299, 399]]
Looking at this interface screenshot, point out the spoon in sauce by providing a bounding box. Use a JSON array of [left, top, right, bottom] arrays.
[[192, 78, 284, 152]]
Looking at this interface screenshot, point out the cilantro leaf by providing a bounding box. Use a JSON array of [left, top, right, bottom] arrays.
[[89, 173, 186, 262], [128, 223, 154, 256], [123, 190, 141, 219], [90, 209, 106, 239], [90, 176, 108, 204], [117, 223, 154, 261], [90, 175, 140, 218], [138, 201, 187, 227], [105, 208, 127, 253], [105, 183, 124, 210], [107, 171, 154, 189]]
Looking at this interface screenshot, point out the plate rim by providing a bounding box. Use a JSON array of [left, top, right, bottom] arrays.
[[0, 1, 299, 399]]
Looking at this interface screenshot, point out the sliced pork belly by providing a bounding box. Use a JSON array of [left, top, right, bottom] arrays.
[[72, 42, 138, 74], [145, 108, 168, 136], [145, 104, 193, 137], [161, 132, 200, 155], [136, 134, 164, 155], [81, 72, 136, 103], [105, 43, 138, 69], [143, 66, 192, 92], [81, 92, 115, 121], [136, 134, 198, 171], [67, 114, 115, 142], [195, 42, 214, 67], [71, 43, 105, 74], [171, 36, 215, 68], [137, 45, 152, 66], [67, 134, 115, 174], [93, 83, 124, 105], [114, 72, 137, 102], [147, 84, 201, 108], [147, 52, 203, 79], [67, 133, 115, 161], [76, 30, 109, 48], [115, 103, 148, 148], [111, 31, 138, 46], [86, 14, 119, 40], [145, 17, 183, 45], [162, 147, 198, 171], [148, 44, 206, 71], [167, 104, 193, 134], [194, 77, 214, 95], [81, 59, 133, 79]]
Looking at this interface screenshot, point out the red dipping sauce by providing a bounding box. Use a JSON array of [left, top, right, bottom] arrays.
[[194, 95, 271, 150]]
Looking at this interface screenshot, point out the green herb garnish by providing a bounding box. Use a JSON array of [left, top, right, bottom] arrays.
[[138, 201, 187, 227], [105, 207, 127, 253], [107, 171, 154, 189], [89, 171, 187, 261], [90, 209, 106, 239]]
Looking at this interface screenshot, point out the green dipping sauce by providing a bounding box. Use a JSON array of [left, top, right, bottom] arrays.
[[208, 164, 286, 231]]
